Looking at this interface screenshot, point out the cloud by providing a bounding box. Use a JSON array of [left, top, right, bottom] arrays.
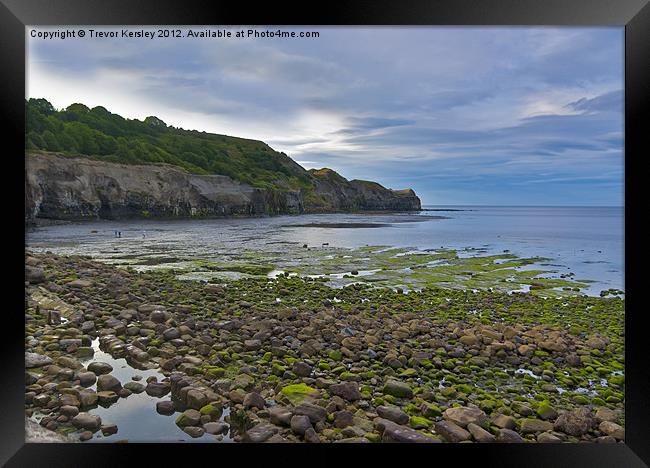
[[27, 26, 623, 205]]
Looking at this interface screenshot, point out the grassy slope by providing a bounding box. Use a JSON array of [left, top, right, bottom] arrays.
[[25, 98, 315, 194]]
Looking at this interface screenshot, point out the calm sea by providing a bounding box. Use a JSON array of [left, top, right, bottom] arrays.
[[26, 205, 624, 295]]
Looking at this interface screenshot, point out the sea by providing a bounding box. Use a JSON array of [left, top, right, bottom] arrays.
[[25, 205, 624, 296]]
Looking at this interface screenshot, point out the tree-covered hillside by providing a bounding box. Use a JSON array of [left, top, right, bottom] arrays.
[[25, 98, 313, 192]]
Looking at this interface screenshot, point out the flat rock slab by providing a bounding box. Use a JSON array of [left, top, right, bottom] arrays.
[[243, 423, 279, 443], [26, 352, 52, 368], [376, 418, 440, 443], [67, 279, 93, 289]]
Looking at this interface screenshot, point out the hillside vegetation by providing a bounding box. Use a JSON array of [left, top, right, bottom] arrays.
[[25, 98, 313, 192]]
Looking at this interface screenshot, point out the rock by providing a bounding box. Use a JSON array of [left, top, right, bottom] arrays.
[[77, 371, 97, 387], [101, 424, 118, 436], [162, 328, 181, 340], [204, 422, 229, 435], [496, 429, 524, 443], [565, 354, 582, 367], [537, 432, 563, 443], [79, 431, 93, 441], [156, 401, 175, 415], [71, 412, 101, 432], [329, 381, 362, 401], [243, 392, 266, 410], [595, 435, 618, 443], [335, 437, 371, 443], [512, 401, 533, 416], [149, 310, 166, 323], [334, 410, 355, 428], [176, 409, 201, 427], [243, 423, 279, 443], [58, 356, 82, 370], [291, 414, 313, 436], [25, 352, 52, 368], [244, 339, 262, 351], [341, 425, 366, 438], [68, 279, 93, 289], [539, 339, 566, 353], [145, 382, 171, 398], [595, 407, 619, 423], [376, 406, 409, 425], [382, 380, 413, 399], [123, 381, 145, 394], [60, 394, 80, 407], [87, 362, 113, 375], [376, 418, 440, 443], [460, 335, 479, 346], [183, 426, 205, 438], [292, 403, 327, 424], [185, 389, 207, 408], [553, 408, 594, 437], [536, 402, 558, 420], [492, 414, 517, 429], [97, 391, 119, 405], [292, 361, 312, 377], [434, 420, 471, 442], [269, 406, 293, 426], [59, 339, 82, 351], [97, 374, 122, 392], [59, 405, 79, 417], [304, 427, 320, 443], [467, 422, 495, 443], [443, 406, 488, 428], [25, 266, 46, 283], [599, 421, 624, 440], [420, 402, 442, 418], [520, 418, 554, 433], [78, 390, 98, 407]]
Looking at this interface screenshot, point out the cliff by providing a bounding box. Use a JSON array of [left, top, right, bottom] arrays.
[[25, 153, 420, 222], [308, 168, 422, 212], [24, 98, 421, 222]]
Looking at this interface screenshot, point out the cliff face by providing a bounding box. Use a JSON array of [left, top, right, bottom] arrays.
[[308, 168, 421, 212], [25, 153, 420, 222]]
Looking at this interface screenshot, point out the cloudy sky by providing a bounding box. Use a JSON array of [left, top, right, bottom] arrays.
[[27, 26, 623, 206]]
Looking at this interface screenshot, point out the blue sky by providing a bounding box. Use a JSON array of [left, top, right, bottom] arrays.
[[27, 27, 624, 206]]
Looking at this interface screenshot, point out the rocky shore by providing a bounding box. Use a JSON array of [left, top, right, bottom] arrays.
[[25, 252, 625, 443]]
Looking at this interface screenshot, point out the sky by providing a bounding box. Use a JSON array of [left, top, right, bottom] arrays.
[[27, 26, 624, 206]]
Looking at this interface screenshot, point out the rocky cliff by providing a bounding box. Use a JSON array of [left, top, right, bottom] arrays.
[[25, 153, 420, 222], [308, 168, 421, 212]]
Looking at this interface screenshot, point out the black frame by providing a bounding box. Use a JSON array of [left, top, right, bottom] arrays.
[[2, 0, 649, 466]]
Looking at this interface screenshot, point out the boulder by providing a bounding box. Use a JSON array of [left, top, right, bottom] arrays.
[[96, 374, 122, 392], [329, 382, 362, 401], [434, 420, 471, 442], [376, 406, 409, 425], [553, 408, 594, 437], [443, 406, 488, 428], [382, 380, 413, 399], [290, 414, 313, 436], [87, 362, 113, 375], [25, 353, 52, 368], [376, 418, 440, 443], [243, 392, 266, 410], [243, 423, 279, 443], [71, 412, 101, 432]]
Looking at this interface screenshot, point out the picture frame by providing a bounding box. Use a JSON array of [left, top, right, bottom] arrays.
[[2, 0, 648, 465]]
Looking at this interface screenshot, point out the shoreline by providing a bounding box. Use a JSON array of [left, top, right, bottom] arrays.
[[25, 251, 625, 443]]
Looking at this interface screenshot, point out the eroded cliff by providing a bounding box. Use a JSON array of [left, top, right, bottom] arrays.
[[25, 153, 420, 222]]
